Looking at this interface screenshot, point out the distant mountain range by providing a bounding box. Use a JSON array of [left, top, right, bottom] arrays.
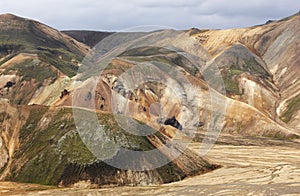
[[63, 30, 113, 47]]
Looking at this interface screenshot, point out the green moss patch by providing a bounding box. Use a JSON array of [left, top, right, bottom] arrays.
[[220, 58, 270, 95], [9, 107, 158, 185], [37, 47, 81, 77], [6, 106, 213, 186], [3, 59, 58, 86], [280, 95, 300, 123]]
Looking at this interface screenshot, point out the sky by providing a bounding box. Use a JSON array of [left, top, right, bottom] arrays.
[[0, 0, 299, 31]]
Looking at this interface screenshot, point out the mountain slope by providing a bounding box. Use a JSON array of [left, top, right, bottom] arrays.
[[63, 13, 300, 132], [0, 102, 217, 186], [0, 14, 218, 187], [63, 30, 113, 48], [0, 14, 89, 77], [192, 13, 300, 131], [0, 13, 299, 188], [0, 14, 91, 105]]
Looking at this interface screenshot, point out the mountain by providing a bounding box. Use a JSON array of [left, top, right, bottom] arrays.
[[0, 14, 91, 105], [63, 30, 113, 47], [0, 14, 89, 68], [63, 14, 300, 132], [0, 13, 299, 188], [0, 102, 217, 186], [192, 12, 300, 130], [0, 14, 217, 187]]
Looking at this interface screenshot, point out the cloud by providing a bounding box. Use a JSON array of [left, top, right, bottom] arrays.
[[133, 0, 201, 8], [0, 0, 299, 31]]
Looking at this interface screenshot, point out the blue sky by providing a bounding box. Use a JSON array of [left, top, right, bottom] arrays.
[[0, 0, 299, 31]]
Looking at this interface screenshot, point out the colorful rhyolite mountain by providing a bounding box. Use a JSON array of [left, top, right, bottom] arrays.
[[0, 13, 299, 187]]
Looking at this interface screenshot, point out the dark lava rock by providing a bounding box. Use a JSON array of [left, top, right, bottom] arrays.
[[164, 116, 183, 130], [60, 89, 70, 99], [4, 81, 15, 89]]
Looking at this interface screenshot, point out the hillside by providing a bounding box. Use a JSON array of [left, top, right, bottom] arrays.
[[0, 102, 217, 186], [0, 14, 89, 71], [191, 12, 300, 131], [0, 12, 299, 189], [0, 14, 91, 105], [0, 14, 218, 187], [63, 30, 113, 48], [63, 13, 300, 133]]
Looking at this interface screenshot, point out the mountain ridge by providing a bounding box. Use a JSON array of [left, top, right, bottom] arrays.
[[0, 12, 299, 188]]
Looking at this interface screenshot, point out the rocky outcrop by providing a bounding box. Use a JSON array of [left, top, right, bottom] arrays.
[[164, 116, 183, 130]]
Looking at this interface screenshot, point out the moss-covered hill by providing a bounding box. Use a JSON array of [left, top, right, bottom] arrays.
[[0, 103, 217, 187], [0, 14, 89, 77], [0, 14, 91, 106]]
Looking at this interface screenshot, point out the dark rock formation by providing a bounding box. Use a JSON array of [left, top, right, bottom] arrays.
[[60, 89, 70, 99], [265, 20, 276, 24], [164, 116, 183, 131], [4, 81, 15, 89]]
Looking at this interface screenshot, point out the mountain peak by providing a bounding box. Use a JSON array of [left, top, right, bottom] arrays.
[[0, 13, 23, 20], [0, 13, 30, 30]]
